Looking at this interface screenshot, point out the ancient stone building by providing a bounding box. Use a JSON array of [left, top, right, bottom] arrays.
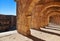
[[16, 0, 60, 36], [0, 15, 16, 32]]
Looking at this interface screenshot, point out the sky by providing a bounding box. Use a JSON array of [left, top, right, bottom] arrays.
[[0, 0, 16, 15]]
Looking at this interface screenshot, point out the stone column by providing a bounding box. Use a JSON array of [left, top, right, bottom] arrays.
[[16, 0, 39, 36], [16, 0, 31, 36]]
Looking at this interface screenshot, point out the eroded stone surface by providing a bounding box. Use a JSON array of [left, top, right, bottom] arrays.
[[16, 0, 60, 36]]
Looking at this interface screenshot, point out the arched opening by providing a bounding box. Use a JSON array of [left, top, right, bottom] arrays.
[[40, 4, 60, 27], [44, 12, 60, 31], [49, 14, 60, 25], [47, 11, 60, 26]]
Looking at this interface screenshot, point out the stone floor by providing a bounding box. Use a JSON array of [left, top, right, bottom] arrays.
[[0, 24, 60, 41]]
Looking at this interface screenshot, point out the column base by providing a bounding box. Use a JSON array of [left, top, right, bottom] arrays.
[[17, 30, 31, 36]]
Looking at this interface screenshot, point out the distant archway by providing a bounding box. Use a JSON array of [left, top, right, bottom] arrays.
[[40, 2, 60, 27], [48, 12, 60, 25]]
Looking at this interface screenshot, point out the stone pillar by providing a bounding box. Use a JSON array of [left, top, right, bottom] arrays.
[[16, 0, 31, 36], [16, 0, 39, 36]]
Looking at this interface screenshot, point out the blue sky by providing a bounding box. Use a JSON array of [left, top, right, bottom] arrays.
[[0, 0, 16, 15]]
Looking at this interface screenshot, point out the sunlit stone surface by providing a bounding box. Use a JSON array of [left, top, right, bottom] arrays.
[[16, 0, 60, 36]]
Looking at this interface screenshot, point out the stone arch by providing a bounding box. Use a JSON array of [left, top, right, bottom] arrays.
[[41, 6, 60, 16], [40, 3, 60, 27], [40, 2, 60, 16], [48, 12, 60, 25], [39, 11, 60, 27], [44, 7, 60, 25]]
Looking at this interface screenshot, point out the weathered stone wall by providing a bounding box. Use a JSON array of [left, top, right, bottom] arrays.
[[31, 1, 60, 28], [16, 0, 60, 36], [0, 15, 16, 32]]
